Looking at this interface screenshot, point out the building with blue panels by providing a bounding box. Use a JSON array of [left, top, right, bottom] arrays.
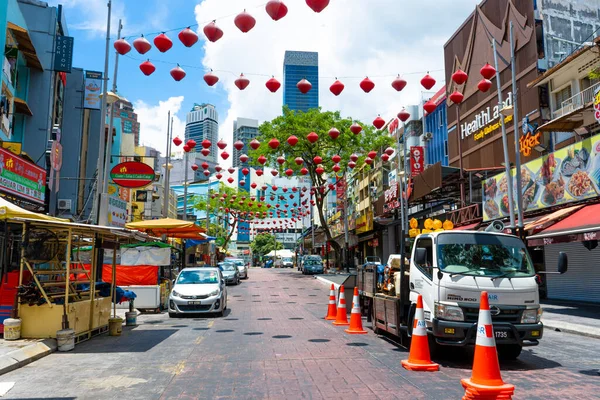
[[171, 179, 221, 223], [185, 103, 219, 171], [423, 88, 448, 167], [233, 118, 259, 169], [283, 51, 319, 112]]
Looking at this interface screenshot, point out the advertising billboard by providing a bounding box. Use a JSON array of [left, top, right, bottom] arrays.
[[0, 148, 46, 204]]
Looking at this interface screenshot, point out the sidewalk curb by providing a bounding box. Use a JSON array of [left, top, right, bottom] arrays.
[[0, 339, 57, 376], [543, 319, 600, 340], [315, 275, 338, 288]]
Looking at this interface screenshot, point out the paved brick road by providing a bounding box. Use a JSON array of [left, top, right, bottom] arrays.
[[1, 268, 599, 399]]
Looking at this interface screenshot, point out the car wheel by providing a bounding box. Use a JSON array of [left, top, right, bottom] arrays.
[[497, 344, 523, 360], [168, 312, 177, 318], [216, 310, 224, 317]]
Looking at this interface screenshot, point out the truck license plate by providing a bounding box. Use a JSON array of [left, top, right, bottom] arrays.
[[188, 301, 202, 305], [495, 330, 508, 339]]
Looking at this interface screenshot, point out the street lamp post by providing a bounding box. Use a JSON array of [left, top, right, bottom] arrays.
[[163, 115, 173, 218], [510, 21, 524, 231]]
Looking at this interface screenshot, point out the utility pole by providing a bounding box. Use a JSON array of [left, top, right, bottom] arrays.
[[493, 38, 516, 229], [510, 21, 524, 231], [343, 172, 350, 272], [183, 150, 189, 220], [92, 0, 111, 224], [163, 113, 172, 218]]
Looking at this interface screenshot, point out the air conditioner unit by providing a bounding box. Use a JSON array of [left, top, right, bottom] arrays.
[[57, 199, 72, 210]]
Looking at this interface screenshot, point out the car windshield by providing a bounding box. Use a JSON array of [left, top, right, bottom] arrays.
[[219, 263, 236, 271], [177, 270, 219, 284], [304, 258, 322, 266], [437, 233, 535, 278], [283, 257, 293, 262], [227, 259, 244, 266]]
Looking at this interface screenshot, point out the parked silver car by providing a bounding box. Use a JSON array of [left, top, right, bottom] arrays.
[[225, 258, 248, 279], [218, 262, 241, 285], [169, 267, 227, 317]]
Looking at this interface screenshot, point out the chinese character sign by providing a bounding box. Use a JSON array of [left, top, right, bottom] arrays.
[[410, 146, 424, 176]]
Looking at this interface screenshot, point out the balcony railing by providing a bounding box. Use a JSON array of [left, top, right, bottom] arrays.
[[552, 81, 600, 119]]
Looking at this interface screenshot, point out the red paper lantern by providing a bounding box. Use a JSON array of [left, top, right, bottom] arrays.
[[258, 155, 267, 165], [421, 73, 436, 90], [217, 139, 227, 150], [300, 167, 308, 175], [228, 167, 235, 174], [201, 148, 210, 156], [235, 73, 250, 90], [191, 164, 199, 171], [256, 169, 264, 176], [350, 153, 359, 162], [216, 173, 223, 179], [423, 100, 436, 114], [204, 71, 219, 86], [350, 123, 362, 135], [478, 79, 492, 93], [365, 157, 373, 165], [170, 65, 186, 81], [360, 77, 375, 93], [249, 139, 260, 150], [381, 153, 390, 162], [287, 135, 298, 146], [203, 170, 210, 177], [332, 154, 341, 163], [451, 69, 468, 85], [154, 33, 173, 53], [183, 145, 190, 153], [385, 147, 395, 156], [242, 168, 250, 176], [201, 139, 211, 149], [297, 78, 312, 94], [240, 180, 246, 186], [234, 10, 256, 33], [113, 38, 131, 55], [368, 150, 377, 159], [173, 136, 182, 146], [316, 166, 325, 175], [139, 60, 156, 76], [201, 162, 209, 170], [271, 170, 278, 176], [313, 156, 322, 165], [133, 36, 152, 54], [272, 185, 278, 191], [328, 128, 340, 140], [307, 132, 319, 143], [240, 154, 249, 163], [391, 75, 407, 92], [266, 0, 288, 20], [277, 156, 285, 165], [285, 169, 294, 176], [398, 109, 410, 122], [480, 63, 496, 80], [306, 0, 329, 13], [332, 164, 341, 173], [215, 165, 222, 172], [330, 79, 345, 96], [221, 151, 230, 160], [348, 161, 356, 169], [294, 157, 303, 165], [268, 138, 280, 149], [178, 27, 198, 47], [203, 21, 224, 43], [234, 141, 244, 151], [266, 77, 281, 93], [449, 90, 464, 104], [373, 115, 386, 129], [186, 139, 196, 149]]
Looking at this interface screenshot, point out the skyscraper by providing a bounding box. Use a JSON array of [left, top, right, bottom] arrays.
[[115, 98, 141, 145], [232, 118, 259, 169], [185, 103, 218, 166], [283, 51, 319, 112]]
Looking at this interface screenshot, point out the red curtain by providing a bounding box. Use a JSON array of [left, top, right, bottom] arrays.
[[79, 264, 159, 286]]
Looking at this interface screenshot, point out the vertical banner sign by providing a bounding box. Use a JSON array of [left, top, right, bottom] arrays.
[[336, 177, 346, 211], [594, 85, 600, 124], [0, 148, 46, 204], [54, 36, 74, 73], [84, 71, 102, 109], [410, 146, 425, 176]]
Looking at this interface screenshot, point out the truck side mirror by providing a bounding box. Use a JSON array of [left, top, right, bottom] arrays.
[[415, 248, 427, 266], [557, 251, 568, 274]]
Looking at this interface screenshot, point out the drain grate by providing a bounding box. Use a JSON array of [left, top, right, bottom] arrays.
[[272, 335, 292, 339], [289, 317, 304, 320], [215, 329, 234, 333], [171, 325, 188, 328], [287, 302, 296, 304], [257, 318, 272, 320], [193, 327, 210, 331], [244, 332, 263, 336], [308, 339, 330, 343], [224, 318, 239, 321], [347, 342, 369, 347]]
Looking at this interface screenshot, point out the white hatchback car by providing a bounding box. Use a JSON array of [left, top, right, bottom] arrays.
[[169, 267, 227, 318]]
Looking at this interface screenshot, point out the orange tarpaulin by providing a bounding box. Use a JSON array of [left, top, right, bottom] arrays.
[[125, 218, 206, 238], [79, 264, 159, 286]]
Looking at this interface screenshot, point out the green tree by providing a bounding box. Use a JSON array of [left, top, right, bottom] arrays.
[[192, 183, 265, 250], [250, 107, 393, 264], [250, 233, 283, 257]]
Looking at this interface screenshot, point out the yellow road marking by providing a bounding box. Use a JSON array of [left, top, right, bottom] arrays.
[[174, 361, 185, 375], [195, 336, 204, 345], [208, 321, 214, 328]]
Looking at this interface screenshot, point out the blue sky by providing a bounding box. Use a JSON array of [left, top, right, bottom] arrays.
[[49, 0, 481, 160]]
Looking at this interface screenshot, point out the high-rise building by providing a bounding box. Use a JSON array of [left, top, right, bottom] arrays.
[[232, 118, 259, 169], [283, 51, 319, 112], [185, 103, 218, 168], [115, 98, 141, 146]]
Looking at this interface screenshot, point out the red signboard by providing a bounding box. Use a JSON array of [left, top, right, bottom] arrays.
[[0, 147, 46, 204], [110, 162, 155, 189], [410, 146, 425, 176]]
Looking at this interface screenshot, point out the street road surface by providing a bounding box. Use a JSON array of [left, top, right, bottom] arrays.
[[1, 269, 599, 399]]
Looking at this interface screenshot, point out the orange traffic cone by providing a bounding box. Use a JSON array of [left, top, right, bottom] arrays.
[[324, 284, 337, 320], [332, 284, 349, 326], [345, 287, 367, 334], [461, 291, 514, 399], [401, 294, 439, 371]]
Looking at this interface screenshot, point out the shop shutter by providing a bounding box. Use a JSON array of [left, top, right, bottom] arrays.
[[545, 242, 600, 303]]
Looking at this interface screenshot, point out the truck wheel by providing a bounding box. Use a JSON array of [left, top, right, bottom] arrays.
[[497, 344, 522, 360]]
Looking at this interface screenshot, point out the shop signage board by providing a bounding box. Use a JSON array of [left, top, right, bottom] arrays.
[[482, 132, 600, 221], [54, 36, 74, 73], [0, 148, 46, 204], [107, 196, 127, 227], [410, 146, 425, 175], [275, 233, 298, 243], [83, 71, 102, 109], [594, 85, 600, 124], [135, 190, 149, 202], [110, 161, 155, 189]]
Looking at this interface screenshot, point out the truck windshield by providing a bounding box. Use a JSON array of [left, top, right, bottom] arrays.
[[437, 233, 534, 278]]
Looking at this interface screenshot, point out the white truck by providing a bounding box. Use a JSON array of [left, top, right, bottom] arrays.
[[358, 228, 568, 359]]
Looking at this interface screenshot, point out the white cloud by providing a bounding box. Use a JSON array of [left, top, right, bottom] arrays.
[[194, 0, 480, 154], [134, 96, 186, 155]]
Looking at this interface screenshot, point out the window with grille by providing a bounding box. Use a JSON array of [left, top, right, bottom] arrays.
[[554, 85, 572, 108]]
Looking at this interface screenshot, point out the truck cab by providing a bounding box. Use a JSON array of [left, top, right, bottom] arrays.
[[409, 230, 560, 358]]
